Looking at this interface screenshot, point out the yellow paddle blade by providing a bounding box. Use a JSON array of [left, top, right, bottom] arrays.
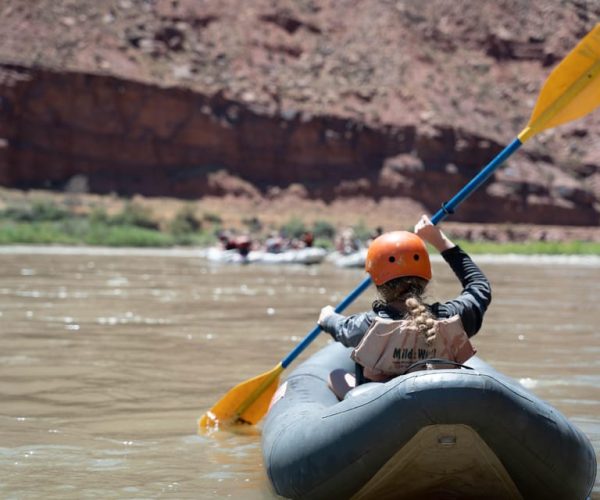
[[519, 23, 600, 142], [199, 363, 283, 429]]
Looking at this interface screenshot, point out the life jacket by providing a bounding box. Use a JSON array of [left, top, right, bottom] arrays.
[[351, 315, 476, 382]]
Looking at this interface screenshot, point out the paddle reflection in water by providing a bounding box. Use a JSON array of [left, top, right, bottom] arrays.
[[0, 248, 597, 498]]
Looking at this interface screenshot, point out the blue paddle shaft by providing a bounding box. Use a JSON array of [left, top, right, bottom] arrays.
[[281, 136, 523, 369], [281, 276, 372, 368], [432, 138, 522, 224]]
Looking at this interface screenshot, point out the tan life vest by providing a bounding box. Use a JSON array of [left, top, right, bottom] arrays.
[[351, 315, 476, 382]]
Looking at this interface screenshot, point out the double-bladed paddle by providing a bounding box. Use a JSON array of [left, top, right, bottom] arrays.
[[199, 23, 600, 429]]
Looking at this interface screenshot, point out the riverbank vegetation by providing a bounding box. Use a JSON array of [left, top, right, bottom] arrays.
[[455, 239, 600, 255], [0, 201, 216, 247], [0, 199, 599, 255]]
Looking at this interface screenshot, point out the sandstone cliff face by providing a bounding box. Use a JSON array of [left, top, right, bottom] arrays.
[[0, 0, 598, 225]]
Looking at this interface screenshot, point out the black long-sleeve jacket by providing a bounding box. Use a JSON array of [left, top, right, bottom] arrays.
[[320, 246, 492, 348]]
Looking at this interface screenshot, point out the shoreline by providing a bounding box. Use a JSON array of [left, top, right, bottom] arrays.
[[1, 244, 599, 266]]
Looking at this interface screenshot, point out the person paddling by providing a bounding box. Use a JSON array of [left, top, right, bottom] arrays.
[[318, 215, 492, 392]]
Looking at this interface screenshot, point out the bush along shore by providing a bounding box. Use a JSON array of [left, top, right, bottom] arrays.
[[0, 198, 599, 255]]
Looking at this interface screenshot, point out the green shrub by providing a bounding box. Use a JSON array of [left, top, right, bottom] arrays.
[[0, 222, 77, 244], [31, 201, 69, 221], [313, 220, 336, 240], [89, 207, 110, 225], [203, 212, 223, 225], [59, 217, 90, 238], [280, 217, 306, 239], [192, 230, 218, 246], [242, 216, 262, 233], [1, 200, 69, 222], [111, 202, 159, 230], [170, 205, 202, 235], [314, 237, 333, 250], [352, 220, 372, 242]]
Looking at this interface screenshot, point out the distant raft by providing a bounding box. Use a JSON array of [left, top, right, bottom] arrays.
[[326, 248, 368, 268], [262, 342, 596, 500], [200, 247, 328, 265]]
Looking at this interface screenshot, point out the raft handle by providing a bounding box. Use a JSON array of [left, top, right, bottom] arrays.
[[404, 358, 475, 374]]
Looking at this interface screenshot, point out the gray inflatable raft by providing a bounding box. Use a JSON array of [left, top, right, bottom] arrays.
[[262, 342, 596, 499]]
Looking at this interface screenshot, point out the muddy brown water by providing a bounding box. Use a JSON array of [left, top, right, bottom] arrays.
[[0, 247, 598, 499]]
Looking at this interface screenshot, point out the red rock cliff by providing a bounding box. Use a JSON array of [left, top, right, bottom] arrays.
[[0, 0, 598, 225]]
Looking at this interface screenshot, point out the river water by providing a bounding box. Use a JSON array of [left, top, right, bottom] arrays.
[[0, 246, 598, 499]]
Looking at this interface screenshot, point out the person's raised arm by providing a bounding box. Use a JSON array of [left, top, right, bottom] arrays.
[[414, 214, 492, 337]]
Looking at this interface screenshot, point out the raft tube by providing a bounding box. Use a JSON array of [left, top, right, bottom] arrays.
[[262, 342, 596, 500], [326, 249, 367, 268], [201, 247, 327, 265]]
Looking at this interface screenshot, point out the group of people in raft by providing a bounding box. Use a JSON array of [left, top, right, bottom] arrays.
[[318, 214, 492, 397], [217, 225, 384, 258], [217, 230, 315, 257]]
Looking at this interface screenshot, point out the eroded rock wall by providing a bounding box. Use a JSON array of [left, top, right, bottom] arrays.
[[0, 63, 597, 225]]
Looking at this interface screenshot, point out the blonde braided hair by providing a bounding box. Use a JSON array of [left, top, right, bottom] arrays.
[[405, 297, 437, 344], [374, 277, 437, 344]]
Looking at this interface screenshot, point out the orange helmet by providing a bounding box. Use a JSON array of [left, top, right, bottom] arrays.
[[365, 231, 431, 286]]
